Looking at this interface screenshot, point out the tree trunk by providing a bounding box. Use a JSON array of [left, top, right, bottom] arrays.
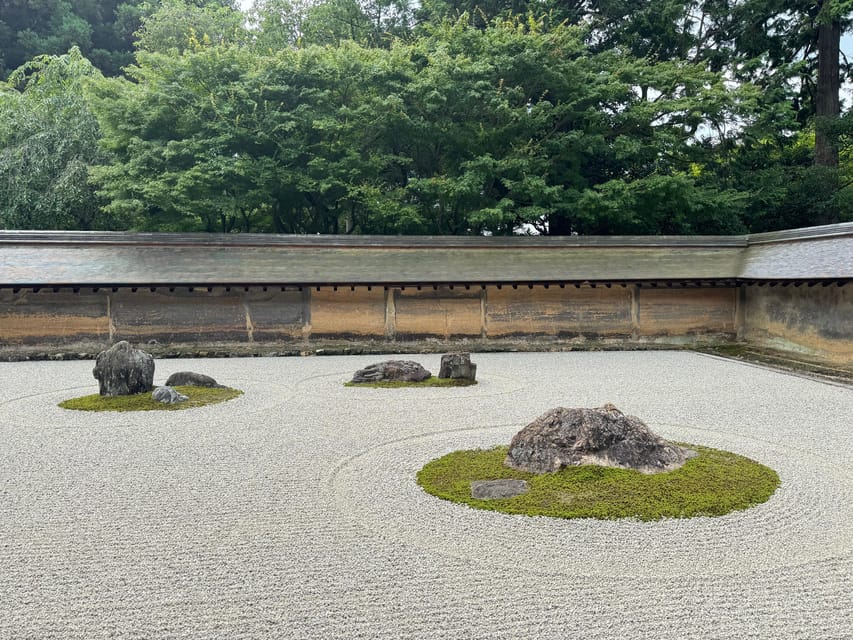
[[814, 7, 840, 168]]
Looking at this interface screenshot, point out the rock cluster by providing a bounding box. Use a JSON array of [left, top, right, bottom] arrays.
[[351, 360, 432, 383], [92, 341, 155, 397], [505, 403, 695, 475]]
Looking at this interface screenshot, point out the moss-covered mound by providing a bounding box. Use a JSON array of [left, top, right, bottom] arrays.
[[59, 385, 243, 412], [417, 444, 779, 521], [345, 376, 477, 388]]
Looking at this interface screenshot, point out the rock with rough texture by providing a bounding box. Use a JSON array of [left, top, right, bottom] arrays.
[[92, 341, 155, 397], [471, 479, 529, 500], [165, 371, 223, 388], [438, 353, 477, 381], [351, 360, 431, 383], [152, 386, 189, 404], [505, 403, 696, 475]]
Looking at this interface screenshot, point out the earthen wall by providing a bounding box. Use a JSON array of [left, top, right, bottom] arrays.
[[2, 283, 850, 363]]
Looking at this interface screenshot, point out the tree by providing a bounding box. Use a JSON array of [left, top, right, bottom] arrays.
[[574, 0, 852, 226], [814, 0, 845, 168], [250, 0, 417, 50], [89, 14, 761, 235], [0, 0, 240, 78], [250, 0, 312, 49], [0, 48, 116, 229], [135, 0, 248, 53], [0, 0, 150, 78], [89, 41, 414, 232], [388, 17, 752, 235]]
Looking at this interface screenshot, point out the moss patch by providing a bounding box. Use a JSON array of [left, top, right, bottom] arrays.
[[417, 444, 779, 521], [59, 386, 243, 412], [345, 376, 477, 388]]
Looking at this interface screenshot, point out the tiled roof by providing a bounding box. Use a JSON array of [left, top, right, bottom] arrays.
[[0, 223, 849, 287]]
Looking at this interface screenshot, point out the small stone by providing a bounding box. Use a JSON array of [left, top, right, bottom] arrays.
[[152, 386, 188, 404], [165, 371, 222, 388], [351, 360, 431, 383], [438, 353, 477, 380], [471, 479, 529, 499], [92, 341, 155, 397]]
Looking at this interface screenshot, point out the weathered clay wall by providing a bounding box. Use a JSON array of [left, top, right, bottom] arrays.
[[309, 287, 387, 338], [4, 283, 850, 365], [637, 288, 737, 337], [485, 286, 633, 338], [0, 284, 738, 349], [0, 289, 110, 344], [742, 283, 852, 363]]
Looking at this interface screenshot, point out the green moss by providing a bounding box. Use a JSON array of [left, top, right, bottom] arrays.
[[417, 444, 779, 521], [345, 376, 477, 388], [59, 386, 243, 412]]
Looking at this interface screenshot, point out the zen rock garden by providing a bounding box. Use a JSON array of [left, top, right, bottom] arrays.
[[77, 344, 778, 521]]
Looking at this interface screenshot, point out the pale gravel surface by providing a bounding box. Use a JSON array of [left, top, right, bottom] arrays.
[[1, 351, 851, 639]]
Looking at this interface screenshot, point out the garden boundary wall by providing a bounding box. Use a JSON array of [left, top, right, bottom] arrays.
[[0, 224, 850, 366]]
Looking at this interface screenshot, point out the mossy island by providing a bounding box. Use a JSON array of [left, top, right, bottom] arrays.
[[418, 404, 779, 521], [60, 385, 243, 412], [61, 341, 242, 411]]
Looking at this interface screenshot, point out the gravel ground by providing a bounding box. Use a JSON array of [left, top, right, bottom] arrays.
[[0, 351, 851, 639]]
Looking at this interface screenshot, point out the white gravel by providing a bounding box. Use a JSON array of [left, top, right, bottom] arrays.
[[1, 351, 851, 639]]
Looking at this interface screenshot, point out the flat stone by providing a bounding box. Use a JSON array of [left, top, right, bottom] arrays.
[[351, 360, 431, 383], [471, 479, 529, 500], [151, 386, 189, 404], [165, 371, 223, 388]]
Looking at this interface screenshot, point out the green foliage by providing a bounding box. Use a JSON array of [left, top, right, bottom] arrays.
[[0, 1, 240, 79], [90, 18, 764, 234], [135, 0, 248, 53], [381, 20, 753, 234], [1, 0, 143, 78], [250, 0, 312, 50], [4, 0, 850, 233], [89, 41, 414, 232], [59, 385, 243, 411], [417, 444, 780, 520], [252, 0, 416, 48], [0, 48, 120, 230], [345, 376, 477, 387]]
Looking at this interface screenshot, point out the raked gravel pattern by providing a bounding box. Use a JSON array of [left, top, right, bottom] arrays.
[[1, 351, 851, 639]]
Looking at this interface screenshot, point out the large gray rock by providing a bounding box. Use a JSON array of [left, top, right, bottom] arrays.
[[505, 403, 696, 475], [165, 371, 223, 388], [152, 386, 189, 404], [438, 353, 477, 381], [351, 360, 431, 383], [92, 341, 155, 397]]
